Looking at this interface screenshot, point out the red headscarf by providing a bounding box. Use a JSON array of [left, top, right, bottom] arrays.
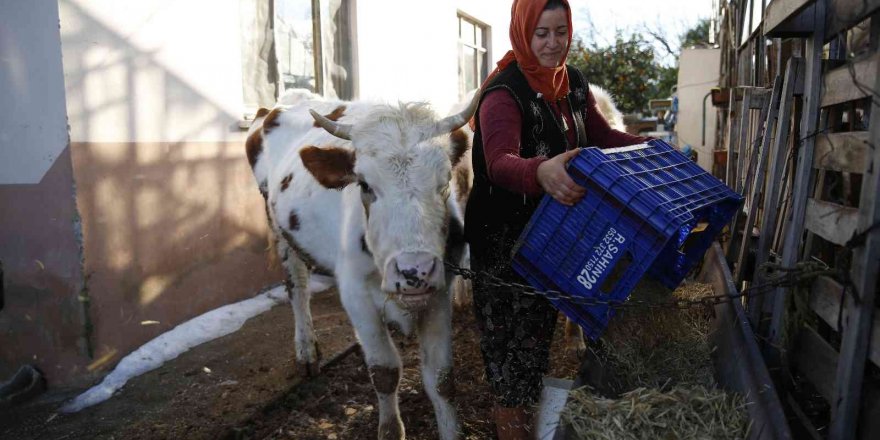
[[482, 0, 573, 102]]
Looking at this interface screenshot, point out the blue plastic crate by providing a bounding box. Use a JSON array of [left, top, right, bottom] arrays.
[[511, 139, 743, 340]]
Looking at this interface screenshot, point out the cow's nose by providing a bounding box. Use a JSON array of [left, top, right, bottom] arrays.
[[382, 252, 444, 295]]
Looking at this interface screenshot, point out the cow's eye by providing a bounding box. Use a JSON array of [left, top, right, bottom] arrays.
[[440, 183, 450, 199], [358, 180, 376, 203]]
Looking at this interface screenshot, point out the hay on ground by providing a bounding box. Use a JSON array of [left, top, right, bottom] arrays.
[[593, 280, 716, 390], [561, 385, 750, 440]]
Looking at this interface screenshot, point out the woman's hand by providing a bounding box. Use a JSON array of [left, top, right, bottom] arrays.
[[536, 148, 586, 206]]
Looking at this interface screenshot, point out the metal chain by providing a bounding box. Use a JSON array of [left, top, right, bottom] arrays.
[[445, 260, 834, 311]]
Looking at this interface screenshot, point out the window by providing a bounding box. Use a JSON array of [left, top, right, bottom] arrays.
[[240, 0, 356, 117], [458, 14, 489, 100], [275, 0, 356, 100]]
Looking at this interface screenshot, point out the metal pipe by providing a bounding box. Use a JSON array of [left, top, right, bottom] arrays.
[[702, 90, 713, 146]]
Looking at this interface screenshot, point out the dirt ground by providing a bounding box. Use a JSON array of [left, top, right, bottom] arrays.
[[0, 289, 580, 440], [0, 290, 355, 440]]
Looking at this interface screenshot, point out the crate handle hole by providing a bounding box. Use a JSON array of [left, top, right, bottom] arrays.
[[679, 221, 711, 254], [600, 251, 633, 295]]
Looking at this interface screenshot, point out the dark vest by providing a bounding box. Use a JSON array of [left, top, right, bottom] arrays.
[[464, 62, 590, 273]]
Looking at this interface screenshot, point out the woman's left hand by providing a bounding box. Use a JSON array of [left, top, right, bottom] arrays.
[[536, 148, 586, 206]]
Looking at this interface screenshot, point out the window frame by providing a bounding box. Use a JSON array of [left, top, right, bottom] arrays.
[[274, 0, 358, 99], [457, 12, 490, 100]]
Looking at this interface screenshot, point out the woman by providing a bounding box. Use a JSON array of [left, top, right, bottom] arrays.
[[464, 0, 649, 438]]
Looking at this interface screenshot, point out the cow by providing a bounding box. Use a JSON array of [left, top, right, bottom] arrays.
[[589, 84, 626, 131], [246, 90, 479, 440]]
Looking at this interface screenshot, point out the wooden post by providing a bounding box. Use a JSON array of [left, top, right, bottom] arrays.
[[727, 89, 754, 260], [735, 89, 753, 190], [735, 75, 784, 286], [730, 87, 774, 274], [829, 14, 880, 440], [726, 92, 738, 187], [766, 0, 825, 367], [748, 58, 802, 326]]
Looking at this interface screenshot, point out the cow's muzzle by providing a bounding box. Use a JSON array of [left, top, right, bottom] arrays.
[[382, 252, 444, 309]]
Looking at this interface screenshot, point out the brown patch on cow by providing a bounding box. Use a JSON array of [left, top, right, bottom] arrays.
[[385, 320, 404, 336], [361, 234, 372, 256], [262, 108, 284, 134], [289, 210, 300, 231], [378, 420, 404, 440], [255, 107, 271, 119], [280, 173, 293, 191], [245, 129, 263, 168], [280, 230, 333, 275], [453, 165, 470, 203], [449, 129, 470, 167], [284, 276, 295, 300], [300, 146, 356, 189], [368, 365, 400, 395], [312, 105, 347, 127], [436, 367, 456, 400]]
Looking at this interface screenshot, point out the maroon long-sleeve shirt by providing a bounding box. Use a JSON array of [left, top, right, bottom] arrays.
[[479, 88, 649, 196]]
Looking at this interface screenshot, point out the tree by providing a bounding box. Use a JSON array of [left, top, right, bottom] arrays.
[[568, 19, 714, 114], [680, 18, 712, 48], [568, 33, 664, 113]]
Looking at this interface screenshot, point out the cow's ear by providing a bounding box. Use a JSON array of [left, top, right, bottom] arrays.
[[300, 146, 356, 189], [448, 129, 470, 167]]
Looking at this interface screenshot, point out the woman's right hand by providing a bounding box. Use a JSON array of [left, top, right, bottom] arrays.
[[536, 148, 586, 206]]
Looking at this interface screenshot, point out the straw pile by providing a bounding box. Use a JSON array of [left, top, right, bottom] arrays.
[[561, 386, 750, 440], [594, 280, 716, 390], [560, 280, 751, 439]]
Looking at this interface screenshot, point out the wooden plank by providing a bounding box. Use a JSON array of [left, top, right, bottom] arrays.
[[785, 393, 825, 440], [727, 88, 766, 260], [768, 0, 880, 42], [830, 32, 880, 434], [821, 54, 879, 107], [828, 13, 880, 434], [803, 169, 827, 258], [767, 0, 825, 355], [698, 243, 793, 440], [808, 276, 880, 367], [735, 89, 754, 192], [749, 58, 803, 324], [825, 0, 880, 40], [810, 276, 844, 328], [805, 199, 860, 245], [764, 0, 815, 36], [813, 131, 870, 173], [735, 76, 784, 285], [750, 89, 772, 109], [727, 99, 741, 188], [794, 325, 839, 401]]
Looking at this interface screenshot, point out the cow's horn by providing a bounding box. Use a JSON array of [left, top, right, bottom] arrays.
[[309, 109, 353, 140], [432, 88, 482, 136]]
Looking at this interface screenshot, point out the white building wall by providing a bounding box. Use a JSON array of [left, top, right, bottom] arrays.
[[676, 48, 721, 172], [0, 0, 69, 184], [56, 0, 512, 143], [59, 0, 245, 144], [356, 0, 510, 114]]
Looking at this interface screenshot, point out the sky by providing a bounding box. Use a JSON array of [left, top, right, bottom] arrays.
[[570, 0, 716, 64]]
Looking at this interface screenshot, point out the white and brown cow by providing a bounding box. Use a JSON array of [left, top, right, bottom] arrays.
[[246, 91, 478, 440]]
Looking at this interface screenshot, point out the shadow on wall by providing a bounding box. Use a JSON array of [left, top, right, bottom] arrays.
[[20, 0, 281, 385]]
